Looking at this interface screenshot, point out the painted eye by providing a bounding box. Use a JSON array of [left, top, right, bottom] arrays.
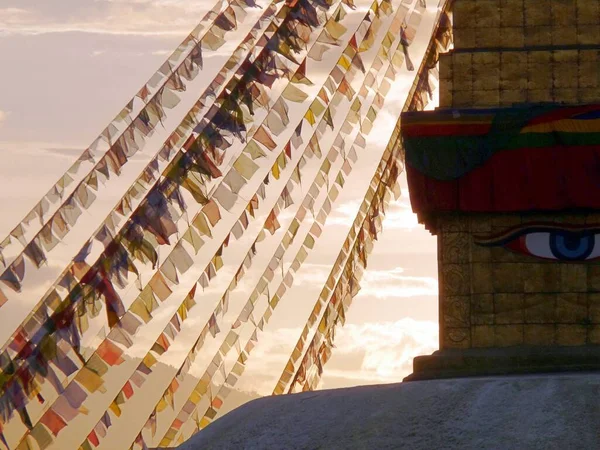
[[513, 231, 600, 261], [476, 222, 600, 262]]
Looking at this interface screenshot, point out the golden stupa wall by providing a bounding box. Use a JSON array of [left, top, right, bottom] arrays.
[[433, 0, 600, 350], [439, 0, 600, 108], [437, 213, 600, 350]]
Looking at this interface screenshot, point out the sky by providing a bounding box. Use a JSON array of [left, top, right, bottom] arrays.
[[0, 0, 439, 446]]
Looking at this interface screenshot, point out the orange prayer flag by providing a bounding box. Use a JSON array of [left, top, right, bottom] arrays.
[[203, 200, 222, 226], [97, 340, 125, 366], [157, 333, 171, 352], [173, 418, 185, 430], [211, 396, 224, 409], [148, 272, 172, 302], [254, 126, 277, 151]]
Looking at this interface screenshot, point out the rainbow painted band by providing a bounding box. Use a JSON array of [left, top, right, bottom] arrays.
[[401, 104, 600, 181]]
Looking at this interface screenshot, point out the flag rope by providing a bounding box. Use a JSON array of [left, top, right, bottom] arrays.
[[156, 1, 414, 444], [286, 0, 452, 394], [0, 0, 262, 289], [1, 0, 356, 442]]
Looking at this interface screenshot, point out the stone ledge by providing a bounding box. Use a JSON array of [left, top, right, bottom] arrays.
[[405, 345, 600, 381]]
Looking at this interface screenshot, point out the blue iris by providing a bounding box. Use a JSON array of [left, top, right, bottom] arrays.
[[550, 231, 594, 261]]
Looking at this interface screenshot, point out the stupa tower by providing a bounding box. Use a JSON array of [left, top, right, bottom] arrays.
[[402, 0, 600, 380]]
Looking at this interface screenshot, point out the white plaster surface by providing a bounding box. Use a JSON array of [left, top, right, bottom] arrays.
[[178, 373, 600, 450]]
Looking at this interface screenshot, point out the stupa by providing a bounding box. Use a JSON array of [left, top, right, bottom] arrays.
[[402, 0, 600, 380]]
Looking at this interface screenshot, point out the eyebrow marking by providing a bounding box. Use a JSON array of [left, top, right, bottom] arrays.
[[473, 222, 600, 247]]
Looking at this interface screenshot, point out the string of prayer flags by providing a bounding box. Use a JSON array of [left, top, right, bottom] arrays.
[[156, 1, 418, 441], [0, 4, 296, 414], [282, 0, 451, 395], [167, 124, 365, 444], [0, 0, 343, 433], [271, 0, 438, 395], [0, 0, 264, 292], [70, 46, 373, 442]]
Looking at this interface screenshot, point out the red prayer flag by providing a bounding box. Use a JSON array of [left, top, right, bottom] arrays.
[[40, 409, 67, 437], [88, 430, 100, 447], [123, 381, 134, 399]]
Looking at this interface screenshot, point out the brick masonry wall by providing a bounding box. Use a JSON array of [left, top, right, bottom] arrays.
[[437, 213, 600, 350], [452, 0, 600, 49], [439, 49, 600, 107], [438, 0, 600, 108]]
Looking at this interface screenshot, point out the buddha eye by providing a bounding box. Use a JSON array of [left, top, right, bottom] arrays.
[[476, 225, 600, 262], [515, 231, 600, 261]]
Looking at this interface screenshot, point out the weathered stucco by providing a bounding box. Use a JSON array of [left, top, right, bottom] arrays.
[[179, 373, 600, 450]]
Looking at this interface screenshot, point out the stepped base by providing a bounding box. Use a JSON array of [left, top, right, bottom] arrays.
[[404, 345, 600, 382]]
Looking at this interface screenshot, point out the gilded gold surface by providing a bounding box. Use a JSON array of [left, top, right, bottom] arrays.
[[433, 0, 600, 350], [438, 214, 600, 349]]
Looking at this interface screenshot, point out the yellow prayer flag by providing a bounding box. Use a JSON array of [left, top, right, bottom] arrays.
[[192, 212, 212, 237], [337, 54, 352, 70], [130, 298, 152, 323], [183, 227, 204, 254], [246, 140, 267, 160], [190, 389, 202, 404], [109, 400, 122, 417], [196, 378, 210, 396], [271, 161, 280, 180], [304, 109, 316, 125], [213, 254, 224, 271], [304, 234, 315, 249], [156, 397, 169, 412], [143, 352, 158, 369], [178, 303, 188, 321], [277, 153, 287, 171], [370, 0, 379, 16], [325, 20, 347, 40], [76, 367, 105, 393]]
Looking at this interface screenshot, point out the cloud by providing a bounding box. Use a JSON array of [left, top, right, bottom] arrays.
[[233, 318, 438, 395], [0, 1, 215, 36], [288, 263, 331, 286], [0, 110, 8, 123], [289, 264, 437, 299], [374, 196, 421, 230], [326, 196, 420, 231], [320, 318, 439, 387], [358, 266, 438, 299]]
